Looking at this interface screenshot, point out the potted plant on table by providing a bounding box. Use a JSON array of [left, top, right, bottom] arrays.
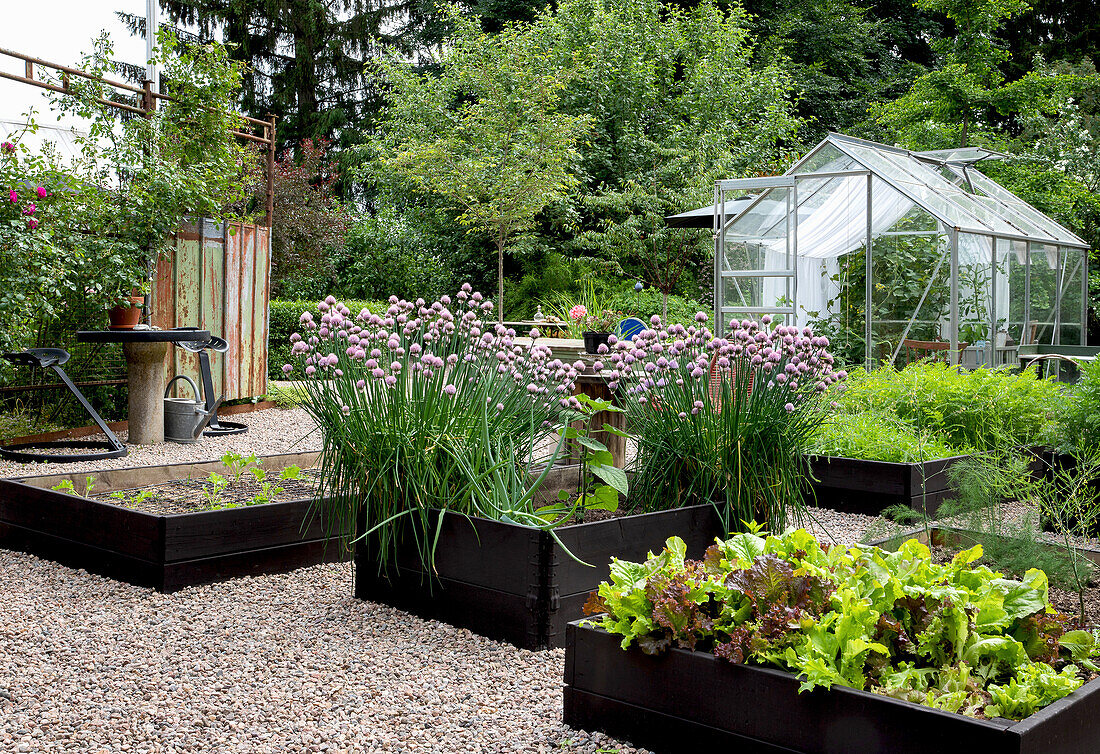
[[579, 307, 620, 354]]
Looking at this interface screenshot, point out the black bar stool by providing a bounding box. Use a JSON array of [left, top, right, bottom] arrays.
[[1, 348, 128, 462], [176, 335, 247, 436]]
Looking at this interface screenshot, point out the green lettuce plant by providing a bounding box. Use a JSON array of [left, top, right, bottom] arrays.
[[585, 527, 1100, 720]]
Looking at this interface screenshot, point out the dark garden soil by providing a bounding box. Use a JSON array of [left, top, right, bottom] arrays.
[[89, 468, 321, 515]]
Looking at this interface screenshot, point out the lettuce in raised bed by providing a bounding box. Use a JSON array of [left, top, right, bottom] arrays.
[[584, 528, 1100, 720]]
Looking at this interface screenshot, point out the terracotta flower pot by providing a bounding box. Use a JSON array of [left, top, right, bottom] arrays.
[[108, 296, 145, 330]]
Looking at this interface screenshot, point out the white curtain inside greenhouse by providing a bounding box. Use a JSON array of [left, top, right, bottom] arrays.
[[750, 175, 916, 324]]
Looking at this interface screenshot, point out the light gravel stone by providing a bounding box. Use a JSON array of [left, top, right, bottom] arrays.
[[0, 408, 321, 480], [0, 553, 647, 754]]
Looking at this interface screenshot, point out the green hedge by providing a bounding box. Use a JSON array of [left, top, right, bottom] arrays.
[[269, 298, 388, 381], [605, 290, 709, 329]]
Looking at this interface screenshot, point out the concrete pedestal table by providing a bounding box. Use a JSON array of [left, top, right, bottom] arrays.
[[77, 329, 210, 444]]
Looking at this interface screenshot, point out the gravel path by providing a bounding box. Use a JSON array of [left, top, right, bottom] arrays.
[[0, 408, 321, 480], [0, 553, 647, 754], [7, 404, 1086, 753]]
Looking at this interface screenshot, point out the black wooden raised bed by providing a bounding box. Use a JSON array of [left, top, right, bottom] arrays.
[[563, 621, 1100, 754], [0, 452, 350, 591], [807, 453, 970, 516], [355, 503, 725, 650]]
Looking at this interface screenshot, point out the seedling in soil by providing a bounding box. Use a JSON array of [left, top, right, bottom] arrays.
[[108, 489, 159, 509], [204, 472, 229, 508], [221, 452, 259, 484], [50, 475, 96, 497]]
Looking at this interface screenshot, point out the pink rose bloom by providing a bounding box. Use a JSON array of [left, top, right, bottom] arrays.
[[8, 189, 16, 203], [1, 142, 13, 153], [569, 304, 587, 322], [26, 218, 38, 230], [36, 186, 46, 198], [22, 203, 35, 215]]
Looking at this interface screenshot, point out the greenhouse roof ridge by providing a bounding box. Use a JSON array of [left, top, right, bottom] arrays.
[[765, 133, 1089, 248]]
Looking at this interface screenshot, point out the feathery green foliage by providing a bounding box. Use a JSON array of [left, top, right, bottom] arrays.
[[809, 410, 966, 463], [830, 363, 1061, 453], [1057, 359, 1100, 455]]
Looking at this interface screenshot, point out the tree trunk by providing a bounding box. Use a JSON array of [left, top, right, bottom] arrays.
[[497, 239, 505, 324]]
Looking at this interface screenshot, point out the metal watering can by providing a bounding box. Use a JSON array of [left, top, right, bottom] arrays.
[[164, 375, 224, 444]]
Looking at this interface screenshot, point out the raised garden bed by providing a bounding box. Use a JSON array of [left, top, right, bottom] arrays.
[[563, 620, 1100, 754], [0, 452, 350, 591], [355, 503, 725, 650], [806, 453, 971, 516]]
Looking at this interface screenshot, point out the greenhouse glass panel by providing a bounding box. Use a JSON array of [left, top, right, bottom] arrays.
[[722, 187, 791, 242], [1028, 243, 1059, 344], [720, 275, 792, 310], [1059, 245, 1086, 346], [957, 232, 994, 367], [795, 143, 857, 174], [962, 168, 1086, 245], [836, 143, 982, 231], [969, 194, 1049, 239], [867, 196, 952, 366], [998, 239, 1029, 365]]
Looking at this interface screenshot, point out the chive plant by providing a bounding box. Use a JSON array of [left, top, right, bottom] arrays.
[[606, 314, 844, 532], [285, 285, 584, 574]]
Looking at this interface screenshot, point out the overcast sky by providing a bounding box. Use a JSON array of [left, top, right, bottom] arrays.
[[0, 1, 150, 129]]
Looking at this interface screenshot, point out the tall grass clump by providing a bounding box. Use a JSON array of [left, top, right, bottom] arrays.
[[606, 314, 845, 531], [285, 285, 584, 574]]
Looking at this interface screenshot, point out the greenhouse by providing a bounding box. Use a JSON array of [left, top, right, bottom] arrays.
[[712, 133, 1090, 367]]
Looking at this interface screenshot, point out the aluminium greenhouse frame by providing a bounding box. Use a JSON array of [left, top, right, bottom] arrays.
[[713, 134, 1090, 367]]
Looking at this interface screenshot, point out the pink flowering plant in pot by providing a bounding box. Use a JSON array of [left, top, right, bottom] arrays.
[[286, 285, 589, 572], [605, 313, 846, 531]]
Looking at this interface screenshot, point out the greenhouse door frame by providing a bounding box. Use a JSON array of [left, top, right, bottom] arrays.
[[713, 171, 872, 338]]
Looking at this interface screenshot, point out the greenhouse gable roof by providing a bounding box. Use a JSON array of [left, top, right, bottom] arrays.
[[769, 133, 1088, 249]]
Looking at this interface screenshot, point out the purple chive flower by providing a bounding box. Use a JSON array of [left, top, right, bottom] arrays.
[[443, 384, 457, 396], [281, 364, 293, 374]]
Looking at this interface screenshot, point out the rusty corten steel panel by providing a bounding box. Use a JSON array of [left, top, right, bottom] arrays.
[[150, 219, 271, 401], [239, 225, 256, 396], [255, 225, 270, 399], [201, 220, 225, 400], [223, 223, 243, 399]]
